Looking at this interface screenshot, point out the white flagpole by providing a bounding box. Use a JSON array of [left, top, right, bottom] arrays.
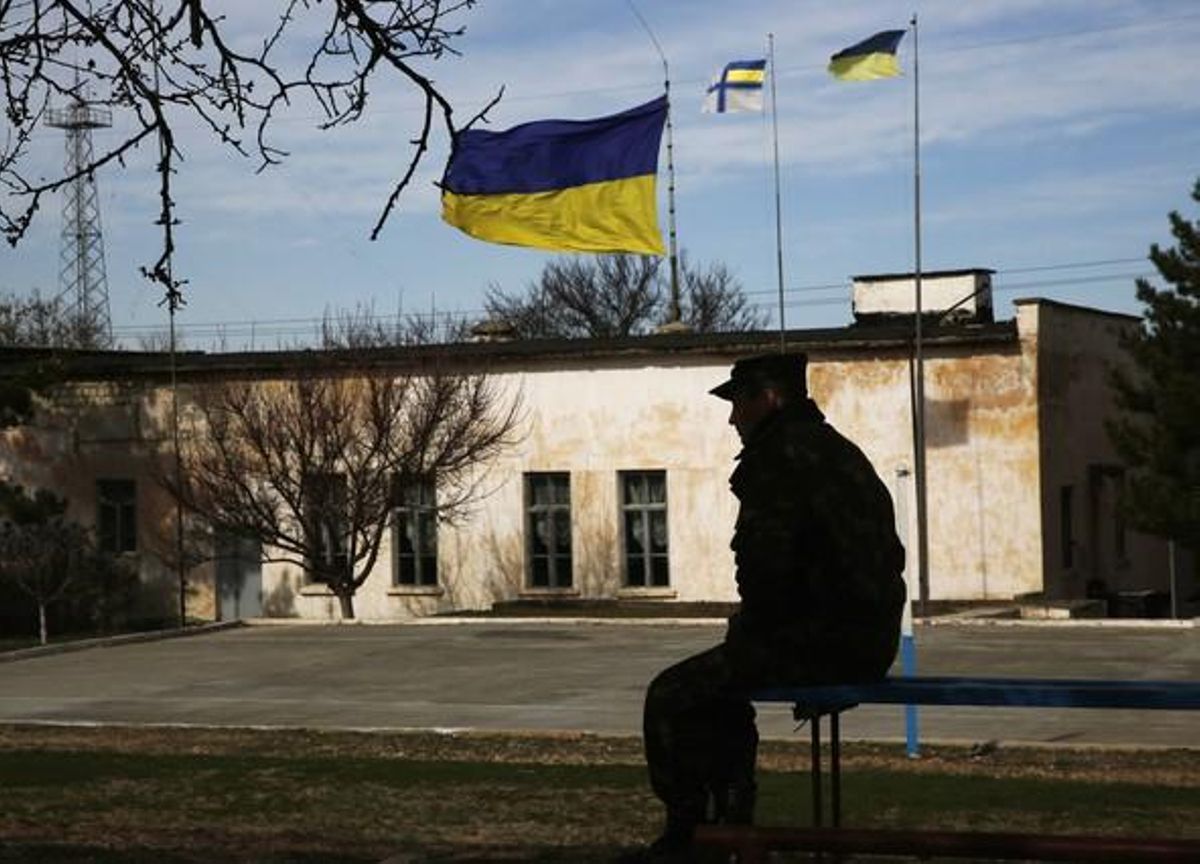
[[910, 12, 930, 609], [768, 33, 786, 351]]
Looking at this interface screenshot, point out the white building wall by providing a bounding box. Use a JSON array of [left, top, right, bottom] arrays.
[[265, 337, 1046, 620]]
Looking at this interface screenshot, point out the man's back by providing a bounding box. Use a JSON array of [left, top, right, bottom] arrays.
[[728, 398, 906, 682]]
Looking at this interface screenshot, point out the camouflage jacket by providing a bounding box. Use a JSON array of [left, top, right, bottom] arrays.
[[726, 398, 906, 678]]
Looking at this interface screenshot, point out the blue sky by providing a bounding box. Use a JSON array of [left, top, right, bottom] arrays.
[[4, 0, 1199, 349]]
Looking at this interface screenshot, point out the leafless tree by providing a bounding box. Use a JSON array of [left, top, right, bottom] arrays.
[[681, 255, 767, 333], [483, 252, 767, 338], [1, 1, 495, 307], [168, 353, 522, 619], [0, 291, 105, 348], [317, 302, 471, 349], [0, 481, 92, 644]]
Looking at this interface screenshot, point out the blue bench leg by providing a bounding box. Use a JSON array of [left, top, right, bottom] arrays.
[[831, 711, 842, 828], [810, 713, 822, 827]]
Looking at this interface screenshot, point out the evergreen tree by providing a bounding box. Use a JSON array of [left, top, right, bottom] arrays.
[[1108, 178, 1200, 551]]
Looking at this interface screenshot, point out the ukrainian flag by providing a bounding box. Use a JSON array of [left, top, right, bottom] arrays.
[[828, 30, 906, 81], [441, 96, 668, 255]]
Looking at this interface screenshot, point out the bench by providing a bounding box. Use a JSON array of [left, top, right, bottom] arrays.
[[693, 675, 1200, 862]]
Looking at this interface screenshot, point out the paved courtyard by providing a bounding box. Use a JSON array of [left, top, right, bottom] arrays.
[[1, 620, 1197, 747]]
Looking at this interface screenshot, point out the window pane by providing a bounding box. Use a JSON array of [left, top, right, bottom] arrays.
[[399, 516, 416, 555], [552, 475, 570, 505], [650, 511, 668, 554], [557, 556, 573, 588], [646, 473, 666, 504], [627, 556, 646, 587], [399, 555, 416, 585], [625, 513, 645, 554], [119, 502, 137, 552], [554, 511, 571, 556], [624, 474, 645, 505], [531, 512, 550, 554], [418, 511, 437, 551], [531, 557, 549, 588], [420, 555, 438, 586], [531, 476, 552, 506], [651, 555, 670, 587]]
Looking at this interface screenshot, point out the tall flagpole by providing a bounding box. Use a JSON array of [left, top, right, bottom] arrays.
[[768, 33, 786, 351], [910, 12, 930, 609], [626, 0, 681, 324]]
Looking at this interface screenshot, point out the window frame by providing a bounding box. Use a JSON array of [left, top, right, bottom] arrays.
[[96, 478, 137, 555], [524, 472, 573, 589], [303, 472, 348, 585], [619, 470, 670, 588], [1060, 484, 1075, 570], [392, 476, 439, 588]]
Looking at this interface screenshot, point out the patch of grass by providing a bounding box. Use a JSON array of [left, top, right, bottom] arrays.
[[0, 726, 1197, 863]]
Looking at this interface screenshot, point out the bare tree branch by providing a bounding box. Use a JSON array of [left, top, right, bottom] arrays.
[[484, 252, 768, 338], [2, 1, 494, 305], [164, 331, 523, 619]]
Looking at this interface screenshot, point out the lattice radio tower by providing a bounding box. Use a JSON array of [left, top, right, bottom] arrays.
[[46, 97, 114, 348]]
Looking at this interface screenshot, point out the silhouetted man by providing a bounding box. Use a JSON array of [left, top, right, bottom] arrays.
[[630, 352, 906, 863]]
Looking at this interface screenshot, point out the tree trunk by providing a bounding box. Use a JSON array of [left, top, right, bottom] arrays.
[[38, 602, 47, 645], [336, 590, 356, 620]]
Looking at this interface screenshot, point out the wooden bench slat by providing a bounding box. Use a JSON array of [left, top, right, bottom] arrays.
[[694, 824, 1200, 863]]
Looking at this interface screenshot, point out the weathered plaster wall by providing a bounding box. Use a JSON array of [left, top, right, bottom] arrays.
[[264, 340, 1047, 621], [1024, 300, 1169, 600], [812, 337, 1042, 602], [0, 380, 216, 622], [268, 361, 746, 620]]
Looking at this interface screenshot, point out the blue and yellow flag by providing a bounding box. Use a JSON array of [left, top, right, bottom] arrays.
[[828, 30, 906, 81], [440, 96, 668, 255], [703, 59, 766, 113]]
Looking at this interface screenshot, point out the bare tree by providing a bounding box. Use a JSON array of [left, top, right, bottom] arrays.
[[0, 481, 91, 644], [0, 291, 105, 348], [681, 255, 768, 333], [169, 355, 522, 619], [483, 253, 766, 338], [1, 1, 494, 305], [317, 302, 472, 350]]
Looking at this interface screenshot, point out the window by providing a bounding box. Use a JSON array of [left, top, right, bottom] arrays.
[[621, 471, 669, 587], [304, 473, 347, 584], [1113, 471, 1128, 562], [526, 472, 572, 588], [97, 479, 137, 554], [393, 477, 438, 587], [1060, 485, 1074, 570]]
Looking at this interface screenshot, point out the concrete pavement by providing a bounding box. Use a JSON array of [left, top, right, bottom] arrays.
[[0, 620, 1197, 747]]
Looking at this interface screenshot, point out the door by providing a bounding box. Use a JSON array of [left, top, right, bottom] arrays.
[[215, 531, 262, 620]]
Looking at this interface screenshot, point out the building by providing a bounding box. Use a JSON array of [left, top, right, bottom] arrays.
[[1, 276, 1188, 623]]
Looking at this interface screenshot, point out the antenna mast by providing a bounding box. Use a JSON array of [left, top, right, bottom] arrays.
[[47, 96, 114, 348]]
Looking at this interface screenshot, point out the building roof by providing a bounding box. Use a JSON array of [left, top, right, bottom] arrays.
[[851, 267, 996, 282], [0, 318, 1023, 384]]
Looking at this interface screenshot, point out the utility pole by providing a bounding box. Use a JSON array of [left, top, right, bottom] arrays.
[[47, 96, 114, 348]]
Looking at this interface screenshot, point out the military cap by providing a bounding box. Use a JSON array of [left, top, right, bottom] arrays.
[[709, 352, 809, 400]]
